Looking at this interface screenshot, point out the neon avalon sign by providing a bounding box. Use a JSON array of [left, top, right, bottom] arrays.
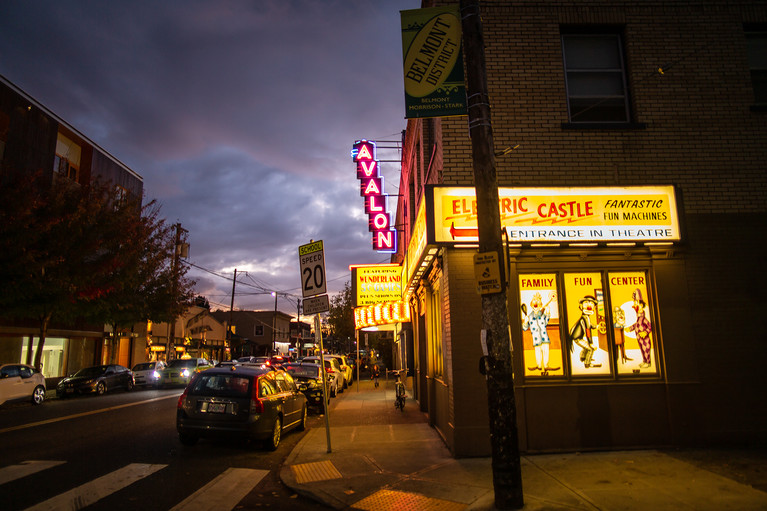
[[352, 140, 397, 253]]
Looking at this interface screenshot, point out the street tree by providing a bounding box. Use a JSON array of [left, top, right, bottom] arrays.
[[326, 281, 354, 347], [0, 171, 193, 369]]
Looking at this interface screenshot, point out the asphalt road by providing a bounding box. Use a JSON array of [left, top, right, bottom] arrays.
[[0, 385, 334, 510]]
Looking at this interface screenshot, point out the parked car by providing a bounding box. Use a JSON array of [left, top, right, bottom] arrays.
[[300, 356, 343, 396], [283, 362, 331, 412], [157, 358, 214, 387], [0, 364, 46, 406], [269, 355, 288, 369], [177, 366, 307, 450], [327, 354, 353, 386], [56, 364, 134, 397], [131, 361, 165, 387]]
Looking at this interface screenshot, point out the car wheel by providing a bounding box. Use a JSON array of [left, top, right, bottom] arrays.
[[298, 404, 307, 431], [96, 381, 107, 395], [179, 432, 198, 446], [126, 380, 134, 391], [265, 416, 282, 451], [32, 385, 46, 405]]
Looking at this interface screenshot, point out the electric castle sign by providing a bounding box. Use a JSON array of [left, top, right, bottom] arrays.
[[352, 140, 397, 253]]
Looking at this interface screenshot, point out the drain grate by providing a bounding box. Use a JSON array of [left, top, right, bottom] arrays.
[[290, 460, 343, 483], [351, 489, 466, 511]]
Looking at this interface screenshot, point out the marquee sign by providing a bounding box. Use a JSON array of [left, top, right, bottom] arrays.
[[351, 264, 403, 307], [354, 301, 411, 329], [431, 185, 682, 244], [352, 140, 397, 253]]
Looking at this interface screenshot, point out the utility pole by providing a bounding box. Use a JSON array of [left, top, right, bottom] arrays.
[[228, 269, 237, 358], [167, 222, 187, 361], [272, 291, 278, 354], [460, 1, 523, 508]]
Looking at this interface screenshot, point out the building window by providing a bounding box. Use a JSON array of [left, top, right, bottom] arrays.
[[745, 27, 767, 106], [427, 282, 443, 379], [519, 270, 658, 380], [54, 132, 81, 182], [561, 30, 630, 123]]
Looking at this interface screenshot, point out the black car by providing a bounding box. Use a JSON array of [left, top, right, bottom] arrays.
[[283, 362, 330, 412], [177, 365, 307, 450], [56, 364, 134, 397]]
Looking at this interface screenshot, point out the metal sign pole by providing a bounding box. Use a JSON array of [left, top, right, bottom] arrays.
[[315, 314, 331, 453]]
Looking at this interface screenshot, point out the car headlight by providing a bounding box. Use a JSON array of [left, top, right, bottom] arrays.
[[181, 369, 190, 378], [152, 371, 160, 379]]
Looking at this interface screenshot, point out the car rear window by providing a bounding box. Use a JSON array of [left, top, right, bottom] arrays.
[[286, 365, 319, 378], [189, 374, 252, 397]]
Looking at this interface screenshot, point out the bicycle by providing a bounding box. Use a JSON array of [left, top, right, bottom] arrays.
[[394, 371, 406, 411]]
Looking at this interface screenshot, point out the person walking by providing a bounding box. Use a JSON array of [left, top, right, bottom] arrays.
[[371, 364, 380, 388]]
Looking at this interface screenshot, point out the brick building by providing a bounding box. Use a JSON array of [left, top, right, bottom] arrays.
[[395, 1, 767, 455]]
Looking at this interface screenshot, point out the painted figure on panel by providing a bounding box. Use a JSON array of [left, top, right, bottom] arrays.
[[522, 291, 558, 372], [612, 306, 632, 364], [625, 288, 652, 368], [568, 295, 602, 368]]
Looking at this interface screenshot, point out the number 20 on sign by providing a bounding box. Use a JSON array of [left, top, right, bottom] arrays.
[[298, 240, 327, 298]]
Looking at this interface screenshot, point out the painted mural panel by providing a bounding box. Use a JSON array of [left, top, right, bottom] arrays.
[[563, 272, 611, 376], [608, 271, 657, 375], [519, 274, 563, 377]]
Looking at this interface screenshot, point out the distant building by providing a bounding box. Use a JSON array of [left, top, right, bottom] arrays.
[[0, 74, 144, 378], [396, 1, 767, 455], [211, 310, 296, 358]]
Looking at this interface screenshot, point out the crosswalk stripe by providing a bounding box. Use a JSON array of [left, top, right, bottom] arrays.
[[169, 467, 269, 511], [23, 463, 167, 511], [0, 460, 66, 485]]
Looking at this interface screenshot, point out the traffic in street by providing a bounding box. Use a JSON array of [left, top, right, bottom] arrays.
[[0, 385, 334, 511]]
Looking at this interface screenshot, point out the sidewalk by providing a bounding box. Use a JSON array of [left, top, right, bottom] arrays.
[[281, 376, 767, 510]]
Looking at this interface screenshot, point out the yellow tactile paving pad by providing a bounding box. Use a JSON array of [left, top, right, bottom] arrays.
[[290, 460, 343, 483], [351, 489, 467, 511]]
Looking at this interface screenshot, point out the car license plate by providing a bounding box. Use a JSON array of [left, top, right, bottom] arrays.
[[208, 402, 227, 413]]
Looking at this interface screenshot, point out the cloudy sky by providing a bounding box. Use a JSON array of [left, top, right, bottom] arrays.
[[0, 0, 418, 315]]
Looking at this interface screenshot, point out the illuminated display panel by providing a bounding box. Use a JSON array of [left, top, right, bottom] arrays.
[[608, 271, 657, 375], [352, 264, 404, 306], [431, 185, 681, 244], [519, 274, 563, 377], [520, 270, 660, 380], [563, 273, 611, 376]]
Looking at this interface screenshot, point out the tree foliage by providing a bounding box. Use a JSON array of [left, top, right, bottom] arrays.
[[326, 281, 355, 345], [0, 171, 194, 368]]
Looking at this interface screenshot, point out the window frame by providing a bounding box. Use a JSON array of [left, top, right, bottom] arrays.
[[561, 27, 637, 128], [745, 24, 767, 110]]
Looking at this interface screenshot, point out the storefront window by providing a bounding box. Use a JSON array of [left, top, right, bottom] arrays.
[[519, 273, 563, 376], [21, 337, 65, 378], [519, 270, 659, 380], [428, 283, 443, 378]]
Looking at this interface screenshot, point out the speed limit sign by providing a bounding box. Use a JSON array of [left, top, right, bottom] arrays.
[[298, 240, 326, 298]]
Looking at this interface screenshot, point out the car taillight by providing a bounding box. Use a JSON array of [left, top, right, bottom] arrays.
[[178, 387, 189, 409], [251, 380, 264, 414]]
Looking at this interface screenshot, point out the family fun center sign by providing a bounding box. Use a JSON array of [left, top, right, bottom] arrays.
[[352, 140, 397, 253]]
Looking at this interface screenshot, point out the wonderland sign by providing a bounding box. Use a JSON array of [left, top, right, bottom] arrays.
[[352, 140, 397, 253]]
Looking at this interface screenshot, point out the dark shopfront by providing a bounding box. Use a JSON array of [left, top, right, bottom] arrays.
[[406, 185, 699, 456]]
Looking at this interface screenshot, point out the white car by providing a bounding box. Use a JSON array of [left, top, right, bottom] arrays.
[[0, 364, 46, 406], [131, 361, 165, 387], [326, 354, 353, 388]]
